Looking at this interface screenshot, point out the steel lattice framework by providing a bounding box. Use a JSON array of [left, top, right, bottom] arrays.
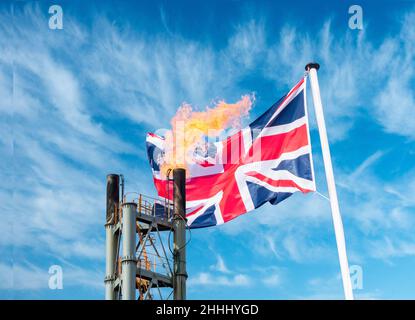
[[105, 172, 187, 300]]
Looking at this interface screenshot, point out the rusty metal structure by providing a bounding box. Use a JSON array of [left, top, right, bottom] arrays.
[[105, 170, 187, 300]]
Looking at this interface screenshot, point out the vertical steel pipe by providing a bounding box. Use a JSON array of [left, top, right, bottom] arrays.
[[105, 174, 119, 300], [173, 168, 187, 300], [121, 202, 137, 300]]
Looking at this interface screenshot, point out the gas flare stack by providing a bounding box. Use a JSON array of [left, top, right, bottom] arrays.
[[104, 169, 187, 300]]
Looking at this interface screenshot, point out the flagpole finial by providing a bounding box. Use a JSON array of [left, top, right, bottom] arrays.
[[305, 62, 320, 71]]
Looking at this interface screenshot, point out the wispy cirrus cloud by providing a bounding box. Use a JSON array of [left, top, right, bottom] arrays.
[[188, 272, 251, 287], [210, 255, 231, 274]]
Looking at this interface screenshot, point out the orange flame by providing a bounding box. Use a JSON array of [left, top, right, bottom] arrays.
[[161, 95, 253, 176]]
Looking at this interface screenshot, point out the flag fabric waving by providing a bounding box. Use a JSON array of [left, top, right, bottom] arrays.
[[146, 77, 315, 228]]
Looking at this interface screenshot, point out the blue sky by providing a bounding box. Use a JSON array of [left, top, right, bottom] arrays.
[[1, 0, 415, 299]]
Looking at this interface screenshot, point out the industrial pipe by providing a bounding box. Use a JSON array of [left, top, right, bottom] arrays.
[[173, 168, 187, 300], [105, 174, 119, 300], [121, 202, 137, 300]]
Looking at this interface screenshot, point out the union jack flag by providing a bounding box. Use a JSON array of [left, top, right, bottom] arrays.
[[146, 77, 315, 228]]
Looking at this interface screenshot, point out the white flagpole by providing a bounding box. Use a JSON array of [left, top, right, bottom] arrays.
[[305, 62, 354, 300]]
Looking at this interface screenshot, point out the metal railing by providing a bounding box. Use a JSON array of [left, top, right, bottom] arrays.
[[122, 193, 174, 220]]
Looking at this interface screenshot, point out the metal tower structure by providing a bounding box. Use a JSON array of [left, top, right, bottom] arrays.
[[104, 169, 187, 300]]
